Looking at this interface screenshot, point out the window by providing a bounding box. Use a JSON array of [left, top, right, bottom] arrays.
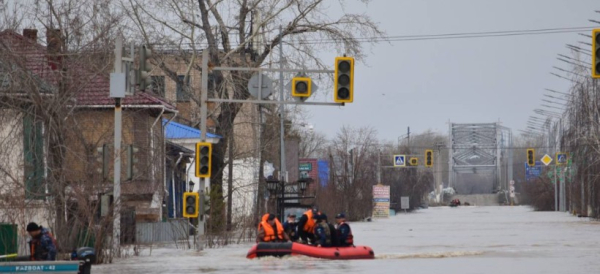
[[23, 114, 45, 200], [176, 75, 190, 101], [151, 76, 165, 97]]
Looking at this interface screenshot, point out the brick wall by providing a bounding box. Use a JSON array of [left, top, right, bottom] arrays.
[[64, 108, 165, 221]]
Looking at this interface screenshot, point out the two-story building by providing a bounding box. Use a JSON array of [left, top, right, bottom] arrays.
[[0, 28, 182, 241]]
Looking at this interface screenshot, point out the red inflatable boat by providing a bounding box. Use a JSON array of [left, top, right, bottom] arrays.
[[246, 242, 375, 260]]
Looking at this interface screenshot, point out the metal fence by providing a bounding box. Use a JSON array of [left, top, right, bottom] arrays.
[[135, 219, 189, 244]]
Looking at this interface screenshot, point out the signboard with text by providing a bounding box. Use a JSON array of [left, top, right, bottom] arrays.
[[373, 185, 390, 218], [525, 161, 542, 181]]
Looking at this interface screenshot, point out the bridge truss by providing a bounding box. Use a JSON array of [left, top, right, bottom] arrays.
[[448, 123, 513, 193]]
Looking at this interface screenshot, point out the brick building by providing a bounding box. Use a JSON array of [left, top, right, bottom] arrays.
[[0, 28, 178, 231]]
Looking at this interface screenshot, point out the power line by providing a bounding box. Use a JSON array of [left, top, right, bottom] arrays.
[[149, 26, 598, 49], [297, 26, 598, 44]]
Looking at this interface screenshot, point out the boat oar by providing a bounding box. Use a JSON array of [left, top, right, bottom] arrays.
[[0, 254, 17, 259]]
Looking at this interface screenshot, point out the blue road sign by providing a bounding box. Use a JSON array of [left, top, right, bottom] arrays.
[[525, 161, 543, 181], [394, 155, 406, 167], [556, 153, 568, 165]]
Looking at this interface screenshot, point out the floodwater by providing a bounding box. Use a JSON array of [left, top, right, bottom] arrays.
[[94, 206, 600, 274]]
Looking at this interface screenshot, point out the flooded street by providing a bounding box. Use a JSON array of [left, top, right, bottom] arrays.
[[94, 206, 600, 274]]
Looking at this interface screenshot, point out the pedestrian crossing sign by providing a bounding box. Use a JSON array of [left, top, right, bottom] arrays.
[[556, 152, 568, 166], [394, 155, 406, 167]]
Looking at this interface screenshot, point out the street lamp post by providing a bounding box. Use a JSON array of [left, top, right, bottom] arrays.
[[265, 178, 314, 220]]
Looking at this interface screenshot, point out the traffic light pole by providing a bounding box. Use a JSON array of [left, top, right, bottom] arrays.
[[278, 25, 287, 207], [194, 49, 210, 251], [197, 28, 351, 247]]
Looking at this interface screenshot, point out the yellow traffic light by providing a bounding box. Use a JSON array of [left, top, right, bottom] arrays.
[[291, 77, 312, 97], [196, 142, 212, 178], [527, 149, 535, 167], [183, 192, 199, 218], [409, 157, 418, 166], [334, 56, 354, 103], [425, 150, 433, 168], [593, 29, 600, 78]]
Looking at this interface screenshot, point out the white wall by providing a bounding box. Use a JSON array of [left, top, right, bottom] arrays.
[[222, 158, 274, 222], [0, 110, 53, 235]]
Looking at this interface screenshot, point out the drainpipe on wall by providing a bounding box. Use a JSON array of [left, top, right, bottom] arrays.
[[159, 112, 177, 220], [186, 158, 196, 192], [149, 108, 165, 220], [172, 152, 184, 218]]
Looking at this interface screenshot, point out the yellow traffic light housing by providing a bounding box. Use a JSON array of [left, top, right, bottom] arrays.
[[291, 77, 312, 97], [409, 157, 418, 166], [527, 149, 535, 167], [183, 192, 199, 218], [593, 29, 600, 78], [425, 150, 433, 168], [334, 56, 354, 103], [196, 142, 212, 178]]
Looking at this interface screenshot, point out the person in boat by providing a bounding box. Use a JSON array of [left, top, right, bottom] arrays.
[[26, 222, 57, 261], [297, 207, 319, 244], [283, 214, 299, 241], [313, 214, 333, 247], [450, 198, 461, 207], [334, 213, 354, 247], [257, 213, 290, 243]]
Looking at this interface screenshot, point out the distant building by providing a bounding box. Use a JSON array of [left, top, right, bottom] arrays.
[[299, 158, 330, 192]]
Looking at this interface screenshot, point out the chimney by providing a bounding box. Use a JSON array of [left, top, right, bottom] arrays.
[[46, 28, 63, 70], [23, 29, 38, 41]]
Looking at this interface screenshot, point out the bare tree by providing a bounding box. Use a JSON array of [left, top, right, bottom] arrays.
[[123, 0, 384, 231], [0, 0, 125, 262]]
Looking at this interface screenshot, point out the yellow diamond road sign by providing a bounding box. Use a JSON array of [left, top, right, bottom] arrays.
[[541, 154, 553, 166]]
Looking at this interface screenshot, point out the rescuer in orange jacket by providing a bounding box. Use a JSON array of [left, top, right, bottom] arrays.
[[297, 207, 319, 244], [257, 214, 290, 242]]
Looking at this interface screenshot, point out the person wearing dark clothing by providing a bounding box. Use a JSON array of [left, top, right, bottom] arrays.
[[327, 221, 339, 247], [297, 207, 319, 244], [335, 213, 354, 247], [26, 222, 57, 261], [313, 214, 332, 247], [283, 214, 299, 241]]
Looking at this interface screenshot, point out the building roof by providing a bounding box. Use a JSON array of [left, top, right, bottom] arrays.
[[0, 29, 176, 112], [163, 118, 221, 139]]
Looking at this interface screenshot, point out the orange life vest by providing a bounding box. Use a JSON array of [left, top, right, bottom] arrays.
[[258, 214, 285, 242], [302, 209, 316, 233]]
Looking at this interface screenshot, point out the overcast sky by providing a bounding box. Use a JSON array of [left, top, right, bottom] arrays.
[[303, 0, 598, 142]]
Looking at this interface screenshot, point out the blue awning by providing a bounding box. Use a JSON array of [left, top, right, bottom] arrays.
[[163, 119, 221, 139]]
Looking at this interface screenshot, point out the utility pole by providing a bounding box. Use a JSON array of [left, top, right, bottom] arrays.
[[435, 143, 443, 203], [109, 37, 133, 255], [197, 49, 209, 251], [377, 149, 381, 184], [279, 26, 286, 185], [407, 127, 411, 153], [112, 37, 123, 255]]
